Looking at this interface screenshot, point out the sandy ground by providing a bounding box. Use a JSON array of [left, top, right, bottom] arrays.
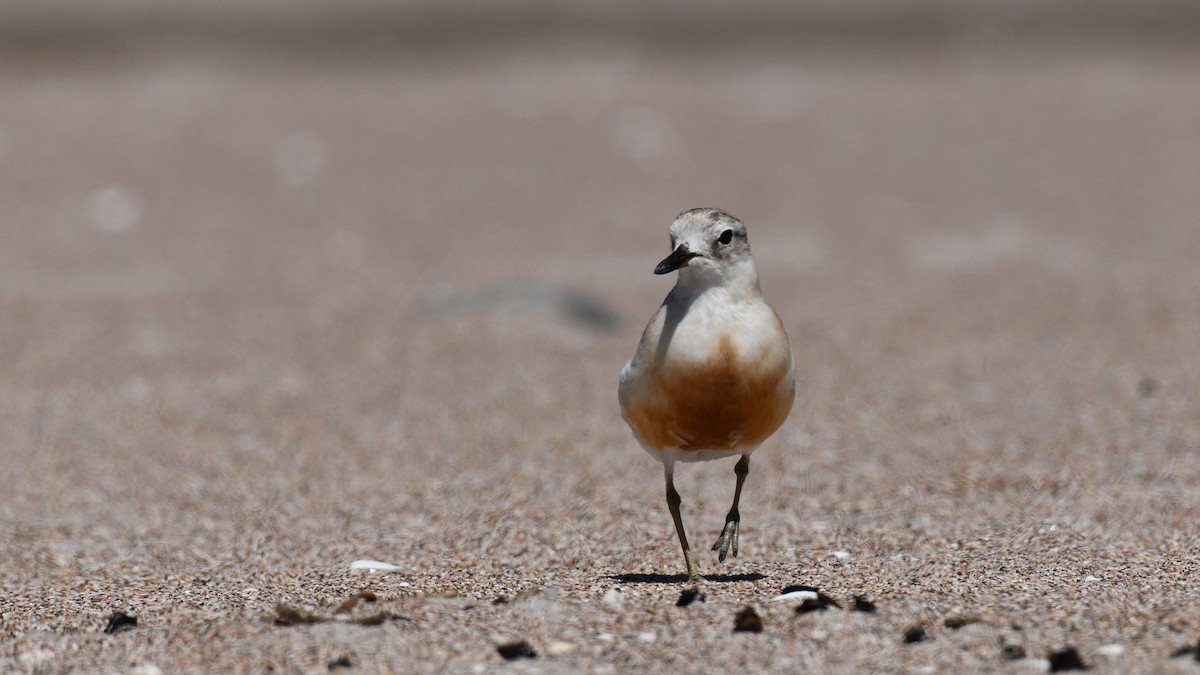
[[3, 9, 1200, 673]]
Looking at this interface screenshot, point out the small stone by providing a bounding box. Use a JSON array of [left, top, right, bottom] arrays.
[[1002, 644, 1027, 660], [129, 666, 162, 675], [779, 584, 840, 612], [273, 605, 326, 626], [773, 589, 818, 603], [944, 613, 982, 629], [328, 655, 353, 669], [497, 640, 537, 660], [832, 550, 851, 560], [733, 606, 764, 633], [1096, 644, 1124, 657], [796, 598, 825, 614], [676, 587, 705, 607], [602, 588, 625, 606], [546, 641, 577, 656], [903, 625, 927, 644], [494, 590, 538, 605], [852, 595, 877, 613], [1169, 639, 1200, 659], [334, 591, 378, 614], [349, 560, 401, 573], [637, 631, 657, 643], [1047, 646, 1088, 672], [796, 592, 841, 614], [103, 611, 138, 634]]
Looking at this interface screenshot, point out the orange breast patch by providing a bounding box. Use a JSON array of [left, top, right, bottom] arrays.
[[624, 333, 794, 452]]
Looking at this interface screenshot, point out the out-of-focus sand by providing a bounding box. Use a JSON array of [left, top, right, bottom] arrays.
[[2, 5, 1200, 671]]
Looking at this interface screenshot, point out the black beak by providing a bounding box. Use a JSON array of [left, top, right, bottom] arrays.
[[654, 244, 700, 275]]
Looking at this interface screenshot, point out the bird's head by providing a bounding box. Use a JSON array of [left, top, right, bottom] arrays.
[[655, 207, 757, 289]]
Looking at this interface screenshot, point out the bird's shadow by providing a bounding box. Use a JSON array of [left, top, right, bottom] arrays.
[[606, 572, 767, 584]]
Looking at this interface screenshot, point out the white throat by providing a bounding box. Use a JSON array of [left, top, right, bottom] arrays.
[[675, 255, 761, 300]]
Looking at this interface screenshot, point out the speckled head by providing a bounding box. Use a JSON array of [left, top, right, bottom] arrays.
[[655, 207, 757, 289]]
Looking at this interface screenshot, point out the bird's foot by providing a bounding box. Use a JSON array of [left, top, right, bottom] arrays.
[[711, 518, 740, 562]]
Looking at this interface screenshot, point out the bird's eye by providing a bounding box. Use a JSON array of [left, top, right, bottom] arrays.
[[718, 229, 733, 246]]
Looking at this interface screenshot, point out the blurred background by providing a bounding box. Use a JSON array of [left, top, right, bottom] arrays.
[[4, 0, 1200, 589], [4, 0, 1199, 299], [5, 3, 1199, 397]]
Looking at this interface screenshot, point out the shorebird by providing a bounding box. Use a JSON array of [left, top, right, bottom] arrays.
[[619, 207, 795, 582]]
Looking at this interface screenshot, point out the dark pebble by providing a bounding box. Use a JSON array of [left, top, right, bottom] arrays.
[[103, 611, 137, 635], [1169, 639, 1200, 660], [944, 614, 982, 629], [1001, 644, 1027, 660], [733, 607, 764, 633], [497, 640, 538, 660], [816, 591, 841, 609], [273, 604, 326, 626], [1048, 646, 1089, 672], [796, 591, 841, 614], [335, 591, 379, 614], [676, 587, 705, 607], [796, 598, 826, 614], [781, 585, 840, 614], [852, 595, 876, 613], [903, 625, 927, 644]]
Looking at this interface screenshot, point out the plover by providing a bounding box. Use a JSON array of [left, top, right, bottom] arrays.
[[619, 207, 795, 582]]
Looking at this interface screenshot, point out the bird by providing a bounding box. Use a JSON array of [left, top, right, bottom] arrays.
[[619, 207, 795, 583]]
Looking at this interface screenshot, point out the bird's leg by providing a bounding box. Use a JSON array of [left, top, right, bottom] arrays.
[[712, 455, 750, 562], [665, 466, 703, 583]]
